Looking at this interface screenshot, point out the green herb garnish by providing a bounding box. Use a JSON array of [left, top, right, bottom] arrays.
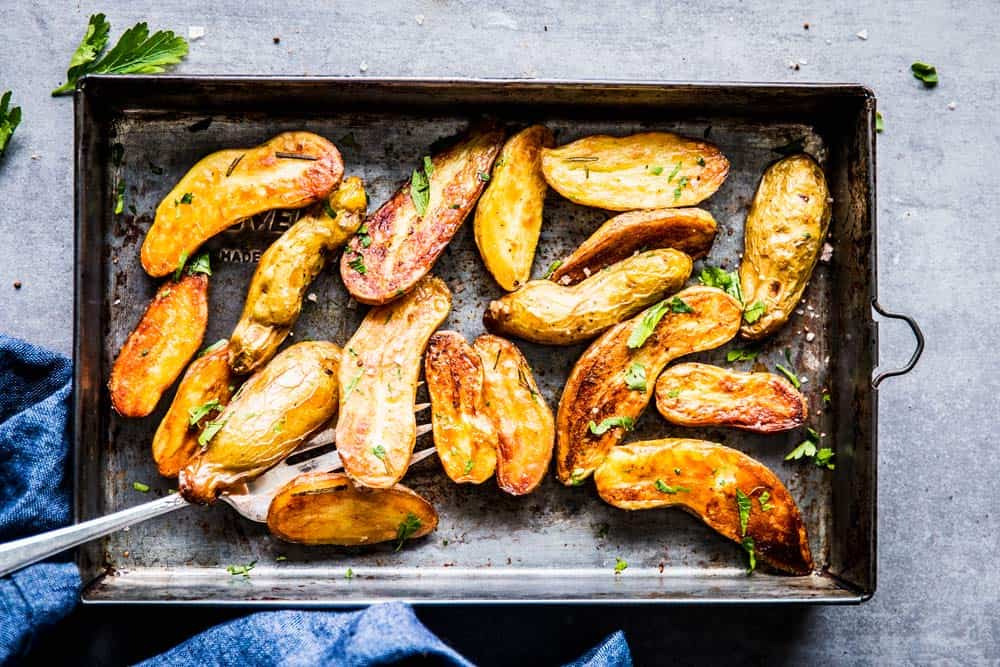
[[477, 170, 490, 182], [654, 479, 689, 494], [569, 468, 587, 486], [627, 299, 672, 349], [463, 459, 474, 475], [696, 156, 706, 167], [179, 192, 193, 205], [743, 300, 766, 324], [588, 416, 635, 436], [623, 362, 647, 392], [673, 176, 689, 201], [823, 392, 831, 405], [348, 254, 367, 275], [132, 481, 150, 493], [775, 363, 801, 389], [395, 512, 422, 551], [114, 180, 125, 215], [667, 161, 682, 182], [726, 348, 759, 362], [344, 371, 363, 400], [198, 417, 228, 447], [372, 444, 387, 461], [0, 91, 22, 158], [614, 557, 628, 574], [226, 560, 256, 578], [322, 199, 338, 219], [199, 339, 227, 357], [911, 61, 938, 87], [275, 555, 287, 562], [785, 439, 817, 461], [345, 567, 354, 579], [273, 419, 285, 434], [698, 266, 743, 303], [422, 155, 434, 176], [665, 389, 681, 398], [186, 252, 211, 276], [666, 296, 693, 313], [736, 489, 752, 536], [410, 166, 430, 216], [742, 536, 757, 574], [814, 447, 836, 470], [188, 399, 222, 426], [758, 491, 774, 512], [648, 165, 664, 175], [542, 260, 563, 279], [875, 111, 884, 133], [356, 223, 372, 248]]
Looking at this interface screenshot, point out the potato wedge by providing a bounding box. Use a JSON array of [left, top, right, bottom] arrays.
[[141, 132, 344, 277], [474, 125, 554, 291], [556, 286, 742, 485], [473, 334, 554, 495], [336, 276, 451, 488], [425, 331, 498, 484], [484, 248, 692, 345], [550, 208, 717, 285], [594, 438, 813, 575], [738, 154, 831, 340], [541, 132, 729, 211], [179, 341, 341, 504], [229, 176, 367, 374], [340, 123, 505, 304], [655, 363, 807, 433], [109, 272, 209, 417], [267, 472, 438, 546], [151, 340, 234, 478]]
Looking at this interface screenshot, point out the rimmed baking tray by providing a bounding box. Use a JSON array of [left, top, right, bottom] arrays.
[[74, 76, 914, 604]]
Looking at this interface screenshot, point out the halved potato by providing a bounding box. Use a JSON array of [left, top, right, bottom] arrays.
[[550, 208, 717, 285], [109, 272, 208, 417], [473, 334, 554, 495], [555, 286, 742, 485], [484, 248, 692, 345], [474, 124, 554, 291], [655, 362, 807, 433], [336, 276, 451, 488], [739, 154, 831, 340], [425, 331, 498, 484], [341, 123, 505, 304], [540, 132, 729, 211], [141, 132, 344, 277], [229, 176, 367, 374], [594, 438, 813, 575]]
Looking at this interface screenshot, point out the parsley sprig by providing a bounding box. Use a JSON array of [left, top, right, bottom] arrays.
[[698, 266, 743, 304], [0, 91, 22, 159], [588, 416, 635, 436], [395, 513, 422, 551]]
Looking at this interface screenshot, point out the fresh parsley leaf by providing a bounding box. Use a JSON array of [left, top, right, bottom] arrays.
[[726, 348, 759, 362], [226, 560, 256, 578], [372, 444, 387, 460], [785, 439, 817, 461], [464, 459, 474, 475], [743, 300, 766, 324], [741, 536, 757, 574], [198, 418, 227, 447], [698, 266, 743, 303], [758, 491, 774, 512], [667, 161, 682, 182], [773, 137, 806, 156], [823, 392, 831, 405], [614, 557, 628, 574], [588, 416, 635, 436], [477, 170, 490, 182], [132, 481, 150, 493], [322, 199, 338, 219], [345, 567, 354, 579], [114, 180, 125, 215], [179, 192, 193, 205], [673, 176, 689, 201], [648, 165, 663, 175], [410, 167, 430, 215], [348, 254, 366, 275], [654, 479, 689, 494], [623, 362, 647, 392], [911, 61, 938, 87], [0, 91, 22, 159], [875, 111, 884, 133], [666, 296, 693, 313], [275, 555, 288, 562], [52, 14, 111, 96], [569, 468, 587, 486], [543, 260, 563, 279], [188, 399, 222, 426], [665, 389, 681, 398], [814, 447, 836, 470], [775, 363, 801, 389], [736, 489, 752, 536], [423, 155, 434, 177], [395, 512, 422, 551], [186, 252, 211, 276], [356, 223, 372, 248], [627, 299, 671, 349]]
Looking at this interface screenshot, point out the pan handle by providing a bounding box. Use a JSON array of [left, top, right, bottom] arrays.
[[871, 299, 924, 387]]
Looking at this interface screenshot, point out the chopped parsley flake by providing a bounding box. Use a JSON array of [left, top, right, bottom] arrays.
[[588, 416, 635, 436], [395, 513, 422, 551], [654, 479, 689, 494], [623, 362, 647, 392]]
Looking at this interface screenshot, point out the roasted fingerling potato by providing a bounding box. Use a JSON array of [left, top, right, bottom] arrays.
[[738, 154, 831, 340]]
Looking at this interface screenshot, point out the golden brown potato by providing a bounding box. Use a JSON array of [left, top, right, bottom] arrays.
[[654, 363, 807, 433], [594, 438, 813, 575], [540, 132, 729, 211], [109, 272, 209, 418], [229, 176, 367, 374], [267, 472, 438, 547], [425, 331, 498, 484], [141, 132, 344, 277], [151, 340, 234, 478], [474, 125, 554, 291], [179, 341, 341, 504], [341, 122, 505, 305], [473, 334, 554, 495], [550, 208, 717, 285], [555, 286, 742, 485], [336, 276, 451, 488], [738, 154, 831, 340], [484, 248, 692, 345]]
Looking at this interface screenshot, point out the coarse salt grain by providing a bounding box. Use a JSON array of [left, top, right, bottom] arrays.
[[806, 332, 816, 342], [188, 26, 205, 40], [307, 293, 318, 303], [856, 29, 868, 40]]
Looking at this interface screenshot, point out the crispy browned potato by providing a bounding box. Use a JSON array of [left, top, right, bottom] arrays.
[[229, 176, 367, 374], [267, 472, 438, 546], [540, 132, 729, 211], [151, 340, 234, 478], [473, 334, 554, 495], [425, 331, 498, 484], [141, 132, 344, 277], [474, 125, 554, 291], [484, 248, 692, 345], [654, 363, 807, 433], [550, 208, 717, 285], [109, 272, 209, 417], [336, 276, 451, 488], [594, 438, 813, 575], [179, 341, 341, 504], [340, 123, 505, 304], [555, 286, 742, 485], [739, 154, 831, 340]]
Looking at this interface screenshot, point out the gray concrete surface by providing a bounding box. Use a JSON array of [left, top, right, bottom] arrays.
[[1, 0, 998, 664]]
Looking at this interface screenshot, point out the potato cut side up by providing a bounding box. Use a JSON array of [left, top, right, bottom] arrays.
[[109, 272, 209, 418], [540, 132, 729, 211], [340, 122, 505, 304], [141, 132, 344, 277], [484, 248, 693, 345], [594, 438, 813, 575], [556, 286, 742, 485], [336, 276, 452, 488]]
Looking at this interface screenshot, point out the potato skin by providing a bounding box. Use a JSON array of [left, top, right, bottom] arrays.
[[179, 341, 341, 504], [109, 273, 208, 417], [425, 331, 498, 484], [551, 208, 717, 285], [739, 154, 831, 340], [341, 123, 505, 304], [473, 334, 554, 495], [541, 132, 729, 211], [229, 176, 367, 375], [594, 439, 813, 575], [654, 363, 807, 433], [484, 248, 692, 345], [556, 286, 742, 485], [141, 132, 344, 277], [474, 125, 554, 291], [267, 472, 438, 546], [336, 276, 451, 488]]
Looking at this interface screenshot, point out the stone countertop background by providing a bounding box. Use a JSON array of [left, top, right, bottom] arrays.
[[2, 1, 997, 664]]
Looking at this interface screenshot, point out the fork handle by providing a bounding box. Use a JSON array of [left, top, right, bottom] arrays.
[[0, 493, 190, 578]]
